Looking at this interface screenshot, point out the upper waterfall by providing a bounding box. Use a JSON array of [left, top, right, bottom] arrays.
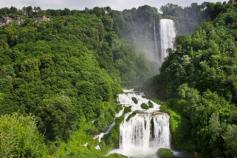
[[159, 19, 176, 64], [153, 19, 160, 70]]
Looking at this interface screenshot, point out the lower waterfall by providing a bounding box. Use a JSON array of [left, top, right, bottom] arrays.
[[109, 89, 170, 158]]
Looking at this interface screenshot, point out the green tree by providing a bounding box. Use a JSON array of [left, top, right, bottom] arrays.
[[36, 96, 77, 141], [0, 113, 48, 158], [223, 125, 237, 158]]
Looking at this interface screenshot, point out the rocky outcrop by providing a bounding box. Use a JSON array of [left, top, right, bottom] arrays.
[[0, 16, 23, 27], [229, 0, 237, 4], [130, 110, 168, 116], [35, 16, 50, 23], [0, 16, 50, 27]]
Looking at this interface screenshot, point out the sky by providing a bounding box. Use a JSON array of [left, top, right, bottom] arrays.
[[0, 0, 227, 10]]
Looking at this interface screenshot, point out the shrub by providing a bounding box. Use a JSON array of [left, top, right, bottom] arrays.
[[141, 103, 149, 109], [148, 101, 154, 108], [0, 113, 48, 158], [132, 97, 138, 104], [124, 106, 132, 114], [157, 148, 174, 158], [126, 112, 137, 121], [36, 96, 77, 141]]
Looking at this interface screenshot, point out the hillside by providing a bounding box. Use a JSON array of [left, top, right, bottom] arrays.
[[0, 7, 150, 157], [146, 2, 237, 157], [0, 2, 236, 158]]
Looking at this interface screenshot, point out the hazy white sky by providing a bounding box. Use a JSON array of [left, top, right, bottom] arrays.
[[0, 0, 227, 10]]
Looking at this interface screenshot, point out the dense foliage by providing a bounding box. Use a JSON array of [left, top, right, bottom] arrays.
[[0, 113, 48, 157], [0, 7, 150, 157], [148, 2, 237, 157], [0, 1, 237, 158]]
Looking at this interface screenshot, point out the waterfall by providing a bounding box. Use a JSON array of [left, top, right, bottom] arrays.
[[109, 90, 170, 158], [94, 107, 125, 143], [153, 19, 159, 63], [159, 19, 176, 64], [119, 113, 170, 157], [107, 19, 176, 158]]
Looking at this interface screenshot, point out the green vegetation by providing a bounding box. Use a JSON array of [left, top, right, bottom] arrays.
[[147, 2, 237, 157], [0, 6, 151, 157], [123, 106, 132, 114], [126, 112, 137, 122], [36, 96, 77, 141], [141, 103, 149, 109], [157, 148, 174, 158], [0, 1, 236, 158], [140, 101, 153, 109], [52, 119, 125, 158], [0, 113, 48, 158], [148, 101, 154, 108], [106, 115, 124, 148], [159, 101, 195, 151], [132, 97, 138, 104]]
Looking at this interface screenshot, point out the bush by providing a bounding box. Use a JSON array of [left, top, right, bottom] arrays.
[[126, 112, 137, 121], [132, 97, 138, 104], [0, 113, 48, 158], [36, 96, 77, 141], [157, 148, 174, 158], [141, 103, 149, 109], [160, 101, 195, 151], [148, 101, 154, 108], [124, 106, 132, 114]]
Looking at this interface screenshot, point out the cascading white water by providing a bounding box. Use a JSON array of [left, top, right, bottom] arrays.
[[107, 19, 176, 158], [119, 113, 170, 157], [109, 90, 170, 158], [159, 19, 176, 63], [153, 20, 159, 62]]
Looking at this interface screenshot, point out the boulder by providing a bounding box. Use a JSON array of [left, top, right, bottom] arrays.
[[157, 148, 174, 158]]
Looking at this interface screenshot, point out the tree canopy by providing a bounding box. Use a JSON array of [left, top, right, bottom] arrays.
[[147, 2, 237, 157]]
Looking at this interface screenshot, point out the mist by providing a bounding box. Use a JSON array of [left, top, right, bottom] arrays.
[[112, 3, 210, 73]]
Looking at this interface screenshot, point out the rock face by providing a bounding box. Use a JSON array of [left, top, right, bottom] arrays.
[[112, 5, 207, 72], [229, 0, 237, 4], [0, 16, 50, 27], [112, 6, 162, 72], [35, 16, 50, 23]]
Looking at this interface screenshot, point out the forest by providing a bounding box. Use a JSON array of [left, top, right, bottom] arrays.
[[0, 1, 236, 158], [0, 5, 150, 158], [146, 2, 237, 158]]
